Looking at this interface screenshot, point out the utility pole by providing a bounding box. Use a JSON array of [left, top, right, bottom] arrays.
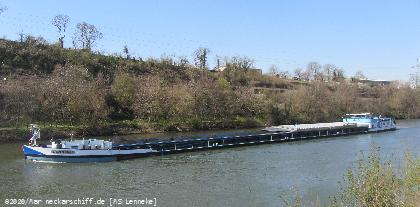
[[410, 59, 420, 88]]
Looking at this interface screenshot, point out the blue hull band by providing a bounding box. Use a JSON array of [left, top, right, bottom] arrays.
[[25, 155, 117, 163], [22, 146, 44, 156]]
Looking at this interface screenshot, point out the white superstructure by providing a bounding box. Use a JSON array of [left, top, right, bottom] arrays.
[[22, 126, 158, 163]]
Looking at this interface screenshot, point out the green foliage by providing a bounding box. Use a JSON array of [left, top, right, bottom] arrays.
[[330, 148, 420, 207], [111, 73, 136, 109], [332, 149, 398, 206], [279, 148, 420, 207], [216, 77, 230, 89], [0, 37, 64, 74], [401, 153, 420, 206]]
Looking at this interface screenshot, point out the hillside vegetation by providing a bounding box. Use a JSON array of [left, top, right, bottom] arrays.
[[1, 37, 419, 138]]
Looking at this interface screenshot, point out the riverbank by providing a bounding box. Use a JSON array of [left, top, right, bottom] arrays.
[[0, 117, 266, 143]]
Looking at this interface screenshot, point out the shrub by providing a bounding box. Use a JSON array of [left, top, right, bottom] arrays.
[[330, 148, 420, 207]]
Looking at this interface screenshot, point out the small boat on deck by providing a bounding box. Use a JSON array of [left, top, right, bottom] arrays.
[[22, 125, 158, 163]]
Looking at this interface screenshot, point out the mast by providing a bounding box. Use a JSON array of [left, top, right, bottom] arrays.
[[29, 124, 40, 146]]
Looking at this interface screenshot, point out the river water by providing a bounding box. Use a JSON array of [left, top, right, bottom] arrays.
[[0, 120, 419, 207]]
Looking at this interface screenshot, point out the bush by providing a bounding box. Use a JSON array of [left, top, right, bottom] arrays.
[[330, 148, 420, 207], [280, 148, 420, 207]]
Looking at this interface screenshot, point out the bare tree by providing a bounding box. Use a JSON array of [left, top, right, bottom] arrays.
[[354, 70, 366, 80], [51, 14, 70, 48], [269, 65, 279, 76], [278, 70, 291, 79], [215, 55, 222, 69], [323, 64, 338, 82], [332, 68, 345, 81], [227, 56, 254, 70], [17, 31, 25, 42], [176, 56, 189, 67], [268, 65, 289, 78], [73, 22, 103, 51], [193, 47, 210, 69], [293, 68, 304, 80], [0, 3, 7, 15], [123, 45, 130, 59], [306, 62, 322, 81]]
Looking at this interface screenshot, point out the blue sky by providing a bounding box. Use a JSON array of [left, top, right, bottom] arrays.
[[1, 0, 420, 81]]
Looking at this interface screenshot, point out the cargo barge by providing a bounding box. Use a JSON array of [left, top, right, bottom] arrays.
[[22, 113, 396, 163]]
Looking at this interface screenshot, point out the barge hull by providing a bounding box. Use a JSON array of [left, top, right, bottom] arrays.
[[113, 125, 371, 158], [24, 124, 397, 163]]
